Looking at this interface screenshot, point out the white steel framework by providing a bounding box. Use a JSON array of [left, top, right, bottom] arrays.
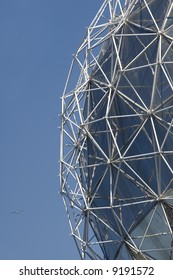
[[60, 0, 173, 259]]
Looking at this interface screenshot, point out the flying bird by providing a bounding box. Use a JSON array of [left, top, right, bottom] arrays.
[[10, 210, 24, 215]]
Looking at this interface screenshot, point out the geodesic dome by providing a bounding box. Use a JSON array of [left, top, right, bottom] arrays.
[[60, 0, 173, 259]]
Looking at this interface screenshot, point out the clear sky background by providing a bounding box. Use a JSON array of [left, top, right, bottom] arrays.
[[0, 0, 101, 260]]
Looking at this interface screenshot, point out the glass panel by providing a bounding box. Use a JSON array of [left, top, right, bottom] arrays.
[[165, 5, 173, 29], [163, 188, 173, 207], [130, 204, 172, 259], [129, 0, 170, 30], [124, 67, 154, 107], [116, 243, 133, 260]]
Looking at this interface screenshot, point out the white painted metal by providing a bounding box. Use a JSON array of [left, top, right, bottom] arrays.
[[60, 0, 173, 259]]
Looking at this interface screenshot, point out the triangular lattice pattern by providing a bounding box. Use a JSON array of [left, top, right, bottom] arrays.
[[60, 0, 173, 259]]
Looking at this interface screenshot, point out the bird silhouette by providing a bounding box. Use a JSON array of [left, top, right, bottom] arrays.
[[10, 209, 24, 215]]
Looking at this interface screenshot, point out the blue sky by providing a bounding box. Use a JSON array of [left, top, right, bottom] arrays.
[[0, 0, 101, 259]]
